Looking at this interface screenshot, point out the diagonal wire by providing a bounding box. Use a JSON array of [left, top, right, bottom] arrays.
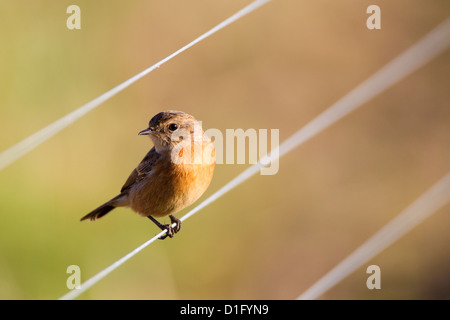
[[59, 17, 450, 300], [0, 0, 271, 172], [297, 171, 450, 300]]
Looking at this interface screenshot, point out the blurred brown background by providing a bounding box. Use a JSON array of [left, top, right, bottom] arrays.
[[0, 0, 449, 299]]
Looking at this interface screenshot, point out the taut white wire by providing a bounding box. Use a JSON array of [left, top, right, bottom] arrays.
[[59, 17, 450, 300], [297, 171, 450, 300], [0, 0, 271, 172]]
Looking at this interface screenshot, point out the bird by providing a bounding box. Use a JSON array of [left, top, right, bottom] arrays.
[[80, 110, 215, 239]]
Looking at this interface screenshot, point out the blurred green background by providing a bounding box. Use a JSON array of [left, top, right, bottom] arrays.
[[0, 0, 449, 300]]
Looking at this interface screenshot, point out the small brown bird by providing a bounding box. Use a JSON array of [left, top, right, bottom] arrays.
[[81, 111, 215, 239]]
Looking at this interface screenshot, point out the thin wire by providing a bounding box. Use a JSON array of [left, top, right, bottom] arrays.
[[276, 17, 450, 158], [59, 232, 165, 300], [0, 0, 271, 172], [59, 17, 450, 300], [297, 171, 450, 300]]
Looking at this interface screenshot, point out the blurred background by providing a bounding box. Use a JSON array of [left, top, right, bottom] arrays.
[[0, 0, 449, 299]]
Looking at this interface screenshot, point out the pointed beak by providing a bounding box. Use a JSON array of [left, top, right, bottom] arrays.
[[138, 127, 153, 136]]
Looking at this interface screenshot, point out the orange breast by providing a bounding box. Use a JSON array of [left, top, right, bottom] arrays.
[[129, 140, 215, 218]]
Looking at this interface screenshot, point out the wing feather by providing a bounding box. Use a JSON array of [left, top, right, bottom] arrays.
[[120, 147, 160, 192]]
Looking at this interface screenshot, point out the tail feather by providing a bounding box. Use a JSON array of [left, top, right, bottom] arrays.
[[81, 203, 116, 221]]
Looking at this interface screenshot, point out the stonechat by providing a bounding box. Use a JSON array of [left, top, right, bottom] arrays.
[[81, 111, 215, 239]]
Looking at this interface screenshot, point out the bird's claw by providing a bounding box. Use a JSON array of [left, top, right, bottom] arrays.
[[158, 215, 181, 240]]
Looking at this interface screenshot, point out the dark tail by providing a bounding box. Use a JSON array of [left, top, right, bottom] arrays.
[[80, 203, 116, 221]]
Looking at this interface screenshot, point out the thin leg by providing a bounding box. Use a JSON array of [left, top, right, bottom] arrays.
[[147, 215, 181, 240]]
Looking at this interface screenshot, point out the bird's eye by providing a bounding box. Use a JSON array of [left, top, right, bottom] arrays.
[[168, 123, 178, 131]]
